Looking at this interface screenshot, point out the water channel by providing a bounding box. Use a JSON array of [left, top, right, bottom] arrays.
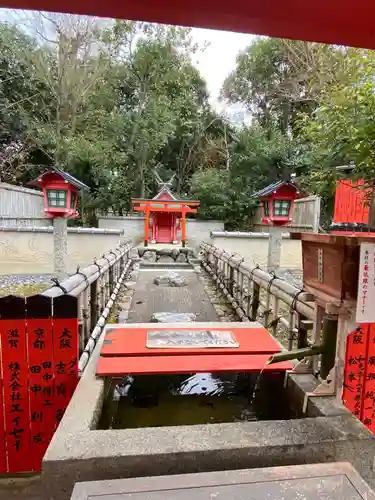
[[99, 370, 294, 429]]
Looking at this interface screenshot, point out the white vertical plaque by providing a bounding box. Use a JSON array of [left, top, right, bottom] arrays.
[[356, 242, 375, 323]]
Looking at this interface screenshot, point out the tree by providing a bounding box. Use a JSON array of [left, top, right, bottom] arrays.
[[0, 23, 47, 183], [13, 13, 111, 162], [222, 37, 345, 134], [297, 49, 375, 226], [157, 111, 231, 196], [190, 168, 230, 221], [106, 21, 207, 199]]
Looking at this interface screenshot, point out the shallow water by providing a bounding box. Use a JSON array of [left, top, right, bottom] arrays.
[[99, 371, 293, 430]]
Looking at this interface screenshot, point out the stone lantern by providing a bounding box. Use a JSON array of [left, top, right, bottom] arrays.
[[29, 167, 89, 279]]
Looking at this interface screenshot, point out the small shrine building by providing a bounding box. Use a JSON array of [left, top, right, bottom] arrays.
[[131, 175, 200, 247]]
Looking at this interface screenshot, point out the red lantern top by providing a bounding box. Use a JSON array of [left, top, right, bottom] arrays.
[[252, 180, 304, 226], [28, 167, 89, 219]]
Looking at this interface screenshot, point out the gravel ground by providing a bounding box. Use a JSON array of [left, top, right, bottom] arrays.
[[0, 274, 54, 296]]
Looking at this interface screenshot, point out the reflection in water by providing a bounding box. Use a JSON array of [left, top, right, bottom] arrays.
[[99, 371, 292, 430]]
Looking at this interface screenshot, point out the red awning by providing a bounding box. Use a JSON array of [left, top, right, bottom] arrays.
[[1, 1, 375, 50]]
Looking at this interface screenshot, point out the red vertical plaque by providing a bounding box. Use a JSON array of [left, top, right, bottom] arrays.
[[0, 354, 7, 472], [26, 295, 55, 471], [360, 323, 375, 432], [0, 295, 31, 473], [52, 295, 79, 429], [342, 325, 369, 420]]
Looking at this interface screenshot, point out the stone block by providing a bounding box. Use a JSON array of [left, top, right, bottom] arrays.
[[153, 272, 187, 287], [157, 255, 175, 263], [151, 312, 197, 323], [70, 462, 375, 500], [142, 251, 157, 262]]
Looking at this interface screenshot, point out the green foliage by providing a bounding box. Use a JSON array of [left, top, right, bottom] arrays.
[[190, 169, 229, 220], [294, 49, 375, 225], [222, 37, 345, 134], [4, 16, 373, 230]]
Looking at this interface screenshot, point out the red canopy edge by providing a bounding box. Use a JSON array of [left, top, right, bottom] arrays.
[[2, 0, 375, 50]]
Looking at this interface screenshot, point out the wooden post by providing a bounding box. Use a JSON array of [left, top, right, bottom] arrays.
[[181, 212, 186, 247], [250, 282, 260, 321], [144, 205, 150, 247], [320, 310, 338, 380], [90, 280, 99, 328], [151, 214, 157, 243]]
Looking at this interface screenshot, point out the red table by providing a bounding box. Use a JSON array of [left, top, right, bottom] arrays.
[[96, 325, 293, 377]]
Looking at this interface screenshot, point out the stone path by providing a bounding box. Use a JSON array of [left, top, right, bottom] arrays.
[[128, 270, 219, 323]]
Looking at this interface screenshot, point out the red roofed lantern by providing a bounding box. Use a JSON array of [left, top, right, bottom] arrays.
[[29, 167, 89, 219], [252, 180, 304, 226]]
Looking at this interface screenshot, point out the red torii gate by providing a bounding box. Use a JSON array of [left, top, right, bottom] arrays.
[[1, 1, 375, 50]]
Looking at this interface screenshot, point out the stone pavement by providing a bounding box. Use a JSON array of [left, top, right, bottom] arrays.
[[128, 270, 219, 323], [71, 462, 375, 499]]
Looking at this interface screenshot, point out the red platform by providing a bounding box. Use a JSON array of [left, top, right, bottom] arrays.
[[96, 325, 292, 377], [101, 327, 282, 357], [97, 354, 292, 376]]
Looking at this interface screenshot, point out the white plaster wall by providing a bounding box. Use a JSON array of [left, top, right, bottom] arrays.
[[98, 216, 224, 248], [280, 238, 302, 269], [210, 234, 302, 270], [98, 216, 145, 244], [0, 229, 124, 274], [187, 219, 224, 251], [210, 236, 269, 268]]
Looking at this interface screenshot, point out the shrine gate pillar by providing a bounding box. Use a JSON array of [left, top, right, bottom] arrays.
[[181, 212, 186, 247], [144, 205, 150, 247]]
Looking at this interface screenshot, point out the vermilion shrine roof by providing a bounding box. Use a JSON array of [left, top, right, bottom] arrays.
[[132, 172, 200, 209], [28, 166, 89, 191], [252, 180, 303, 199]]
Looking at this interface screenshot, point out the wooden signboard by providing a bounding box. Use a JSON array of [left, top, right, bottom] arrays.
[[0, 296, 31, 473], [343, 324, 375, 434], [356, 243, 375, 323]]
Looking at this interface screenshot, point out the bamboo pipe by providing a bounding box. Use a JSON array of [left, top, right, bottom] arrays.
[[267, 345, 323, 364]]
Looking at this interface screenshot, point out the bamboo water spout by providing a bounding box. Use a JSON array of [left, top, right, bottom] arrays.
[[267, 345, 323, 365], [267, 312, 338, 379]]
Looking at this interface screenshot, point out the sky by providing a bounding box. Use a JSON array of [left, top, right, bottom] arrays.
[[190, 28, 254, 106]]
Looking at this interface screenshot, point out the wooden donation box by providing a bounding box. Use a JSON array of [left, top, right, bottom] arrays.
[[290, 233, 375, 307], [292, 233, 375, 435]]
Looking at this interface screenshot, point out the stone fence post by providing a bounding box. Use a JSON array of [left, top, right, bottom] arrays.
[[267, 226, 282, 272]]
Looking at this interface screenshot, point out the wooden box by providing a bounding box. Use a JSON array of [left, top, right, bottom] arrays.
[[291, 233, 375, 306]]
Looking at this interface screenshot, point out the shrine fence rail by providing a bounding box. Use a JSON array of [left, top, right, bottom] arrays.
[[0, 241, 133, 474], [200, 242, 325, 369]]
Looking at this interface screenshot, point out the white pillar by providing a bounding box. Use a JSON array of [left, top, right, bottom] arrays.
[[53, 217, 68, 280]]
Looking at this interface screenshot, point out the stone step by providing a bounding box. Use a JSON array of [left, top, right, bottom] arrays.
[[140, 262, 193, 270]]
